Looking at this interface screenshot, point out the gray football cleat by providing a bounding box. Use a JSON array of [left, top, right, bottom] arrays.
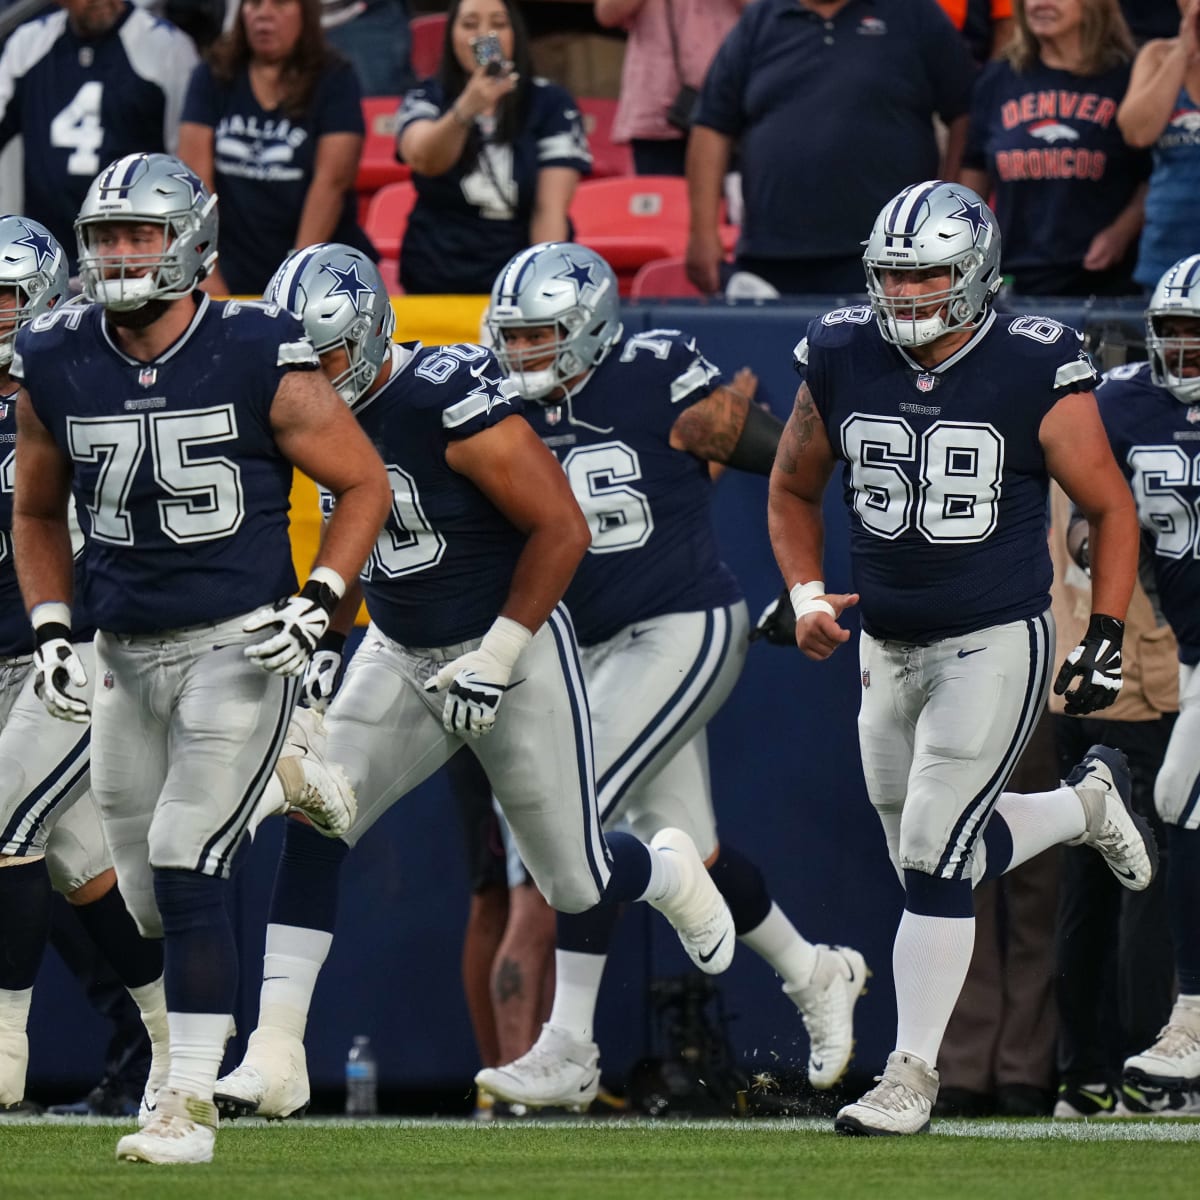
[[274, 708, 357, 838], [835, 1051, 939, 1136], [784, 944, 869, 1089], [214, 1029, 310, 1120], [474, 1023, 600, 1111], [116, 1088, 217, 1164]]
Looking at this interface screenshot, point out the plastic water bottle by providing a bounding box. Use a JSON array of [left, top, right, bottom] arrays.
[[345, 1034, 378, 1116]]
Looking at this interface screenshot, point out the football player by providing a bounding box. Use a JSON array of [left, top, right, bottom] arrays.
[[1091, 256, 1200, 1115], [212, 243, 736, 1121], [12, 156, 392, 1163], [768, 180, 1152, 1136], [472, 242, 868, 1112], [0, 214, 169, 1119]]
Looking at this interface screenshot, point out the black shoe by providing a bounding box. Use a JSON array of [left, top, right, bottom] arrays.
[[0, 1099, 44, 1116], [995, 1083, 1052, 1117], [47, 1078, 140, 1117], [931, 1086, 992, 1117], [1054, 1081, 1122, 1118]]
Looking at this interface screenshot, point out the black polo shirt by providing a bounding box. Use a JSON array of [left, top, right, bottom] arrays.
[[695, 0, 976, 260]]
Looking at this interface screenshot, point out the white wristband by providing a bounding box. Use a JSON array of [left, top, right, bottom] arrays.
[[307, 565, 346, 600], [481, 615, 533, 672], [789, 581, 835, 621], [32, 601, 72, 630]]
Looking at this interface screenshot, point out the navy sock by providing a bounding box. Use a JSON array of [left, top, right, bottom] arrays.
[[1166, 825, 1200, 993], [599, 831, 651, 904], [152, 868, 237, 1013], [978, 812, 1014, 882], [556, 905, 621, 955], [0, 858, 52, 990], [72, 883, 163, 990], [707, 842, 772, 935], [268, 817, 349, 934], [903, 868, 974, 917]]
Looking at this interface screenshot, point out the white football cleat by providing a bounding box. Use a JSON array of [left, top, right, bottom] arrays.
[[214, 1028, 310, 1120], [116, 1088, 217, 1164], [474, 1023, 600, 1111], [648, 827, 735, 974], [274, 708, 357, 839], [1065, 745, 1157, 891], [1123, 997, 1200, 1099], [783, 944, 869, 1089], [835, 1051, 939, 1136]]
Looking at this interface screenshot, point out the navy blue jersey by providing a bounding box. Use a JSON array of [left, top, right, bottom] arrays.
[[799, 307, 1099, 642], [396, 78, 591, 294], [13, 296, 318, 634], [962, 59, 1150, 291], [0, 5, 196, 264], [522, 330, 741, 645], [320, 342, 527, 647], [1096, 362, 1200, 663], [182, 59, 372, 295]]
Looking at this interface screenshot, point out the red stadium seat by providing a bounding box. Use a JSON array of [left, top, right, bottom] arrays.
[[377, 256, 401, 294], [364, 180, 417, 262], [629, 256, 703, 300], [409, 12, 446, 81], [356, 97, 411, 202], [577, 97, 632, 180]]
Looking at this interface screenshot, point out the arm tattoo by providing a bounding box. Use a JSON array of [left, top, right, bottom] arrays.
[[776, 384, 819, 476], [671, 384, 746, 461]]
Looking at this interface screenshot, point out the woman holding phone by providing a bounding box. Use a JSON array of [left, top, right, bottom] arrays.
[[394, 0, 591, 294]]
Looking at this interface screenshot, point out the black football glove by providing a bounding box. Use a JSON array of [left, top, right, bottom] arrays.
[[1053, 613, 1124, 715], [750, 587, 798, 648]]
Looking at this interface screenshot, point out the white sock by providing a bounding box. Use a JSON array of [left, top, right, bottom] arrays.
[[739, 903, 818, 988], [639, 843, 679, 905], [256, 923, 332, 1041], [992, 786, 1087, 873], [892, 910, 976, 1068], [166, 1011, 233, 1099], [0, 987, 32, 1104], [545, 950, 607, 1043], [128, 976, 170, 1090]]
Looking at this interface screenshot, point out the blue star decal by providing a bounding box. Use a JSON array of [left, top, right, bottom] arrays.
[[555, 255, 596, 294], [14, 220, 55, 271], [322, 261, 374, 311], [171, 169, 205, 204], [947, 194, 989, 243], [467, 367, 513, 417]]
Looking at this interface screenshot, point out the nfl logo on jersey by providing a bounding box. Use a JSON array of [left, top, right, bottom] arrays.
[[861, 669, 871, 689], [103, 671, 114, 690], [915, 373, 937, 393], [1188, 406, 1200, 424], [138, 366, 157, 388], [0, 402, 7, 420]]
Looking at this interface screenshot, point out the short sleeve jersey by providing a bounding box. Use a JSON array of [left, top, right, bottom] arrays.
[[395, 77, 591, 294], [1095, 361, 1200, 663], [319, 343, 527, 648], [521, 329, 741, 645], [13, 296, 318, 634], [799, 306, 1098, 642]]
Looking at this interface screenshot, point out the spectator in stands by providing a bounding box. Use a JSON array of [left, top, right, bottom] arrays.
[[394, 0, 589, 295], [322, 0, 412, 97], [961, 0, 1148, 297], [941, 0, 1015, 63], [686, 0, 975, 297], [593, 0, 745, 178], [0, 0, 197, 265], [178, 0, 374, 295], [1117, 0, 1200, 292]]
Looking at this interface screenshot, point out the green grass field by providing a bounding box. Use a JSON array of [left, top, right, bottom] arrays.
[[4, 1117, 1200, 1200]]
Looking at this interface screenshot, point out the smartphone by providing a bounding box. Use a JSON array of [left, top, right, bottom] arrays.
[[471, 32, 505, 75]]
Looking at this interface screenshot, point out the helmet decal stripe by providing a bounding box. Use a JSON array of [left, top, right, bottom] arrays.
[[888, 180, 942, 236]]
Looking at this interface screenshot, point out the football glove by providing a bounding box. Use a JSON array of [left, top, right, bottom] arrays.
[[423, 616, 531, 738], [749, 587, 798, 648], [32, 616, 90, 724], [301, 631, 346, 712], [244, 571, 343, 678], [1053, 613, 1124, 715]]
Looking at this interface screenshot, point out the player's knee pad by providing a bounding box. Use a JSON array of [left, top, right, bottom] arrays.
[[1154, 762, 1200, 827], [537, 870, 602, 915], [897, 779, 963, 876]]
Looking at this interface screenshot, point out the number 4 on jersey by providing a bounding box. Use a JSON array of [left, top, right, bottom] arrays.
[[50, 82, 105, 177]]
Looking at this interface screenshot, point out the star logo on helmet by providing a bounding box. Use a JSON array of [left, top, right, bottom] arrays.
[[322, 261, 374, 310], [170, 169, 205, 204], [947, 194, 989, 243], [555, 255, 596, 296], [13, 221, 55, 271]]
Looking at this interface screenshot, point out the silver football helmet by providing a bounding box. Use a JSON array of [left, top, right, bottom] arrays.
[[863, 180, 1002, 347], [75, 153, 218, 311], [486, 242, 622, 401], [0, 215, 69, 366], [1146, 254, 1200, 405], [265, 243, 395, 406]]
